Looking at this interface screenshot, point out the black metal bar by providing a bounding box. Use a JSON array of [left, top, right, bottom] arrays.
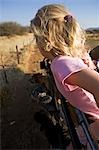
[[76, 109, 98, 150], [61, 96, 82, 149]]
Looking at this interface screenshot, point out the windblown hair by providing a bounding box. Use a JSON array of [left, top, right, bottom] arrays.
[[30, 4, 87, 58]]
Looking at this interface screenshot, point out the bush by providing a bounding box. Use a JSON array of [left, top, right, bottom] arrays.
[[86, 29, 99, 34], [0, 22, 29, 36]]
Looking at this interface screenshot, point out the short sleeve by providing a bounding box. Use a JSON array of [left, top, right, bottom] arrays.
[[51, 56, 88, 91]]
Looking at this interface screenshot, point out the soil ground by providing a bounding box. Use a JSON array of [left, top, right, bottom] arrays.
[[1, 72, 72, 149], [1, 74, 51, 149]]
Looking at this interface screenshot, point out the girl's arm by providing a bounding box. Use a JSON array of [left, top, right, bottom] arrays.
[[66, 68, 99, 105]]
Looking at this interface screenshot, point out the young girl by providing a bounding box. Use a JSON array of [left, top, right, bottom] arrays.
[[30, 4, 99, 141]]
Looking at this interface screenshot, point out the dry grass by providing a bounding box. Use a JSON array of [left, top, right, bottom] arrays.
[[86, 33, 99, 49], [0, 33, 33, 53], [18, 43, 44, 74], [0, 33, 43, 72], [0, 34, 44, 89]]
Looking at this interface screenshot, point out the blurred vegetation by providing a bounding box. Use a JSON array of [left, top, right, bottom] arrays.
[[86, 29, 99, 34], [0, 22, 30, 36]]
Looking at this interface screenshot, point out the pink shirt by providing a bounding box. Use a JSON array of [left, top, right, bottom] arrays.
[[51, 56, 99, 119]]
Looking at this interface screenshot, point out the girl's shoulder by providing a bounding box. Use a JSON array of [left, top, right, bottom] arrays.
[[52, 55, 83, 63], [51, 55, 88, 77], [51, 55, 96, 70], [51, 55, 86, 68]]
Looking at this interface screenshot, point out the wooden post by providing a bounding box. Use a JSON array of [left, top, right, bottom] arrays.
[[0, 54, 8, 84], [2, 65, 8, 83], [16, 45, 20, 64]]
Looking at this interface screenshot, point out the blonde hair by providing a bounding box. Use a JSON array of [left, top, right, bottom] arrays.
[[31, 4, 86, 58]]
